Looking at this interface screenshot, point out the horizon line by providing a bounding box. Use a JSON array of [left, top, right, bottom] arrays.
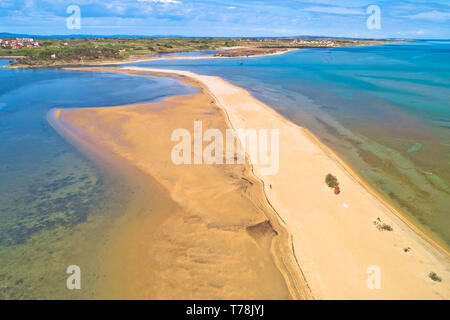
[[1, 32, 449, 41], [0, 31, 445, 41]]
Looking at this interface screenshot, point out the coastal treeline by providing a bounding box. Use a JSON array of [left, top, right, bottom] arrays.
[[1, 38, 236, 67], [0, 37, 395, 68]]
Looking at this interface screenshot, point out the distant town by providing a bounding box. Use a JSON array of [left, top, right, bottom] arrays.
[[0, 38, 42, 49]]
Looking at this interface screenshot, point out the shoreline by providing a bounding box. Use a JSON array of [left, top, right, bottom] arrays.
[[122, 66, 450, 254], [300, 128, 450, 256], [0, 55, 24, 59], [50, 66, 449, 299], [2, 48, 297, 69]]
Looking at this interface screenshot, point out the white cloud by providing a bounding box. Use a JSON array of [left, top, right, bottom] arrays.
[[406, 10, 450, 22], [138, 0, 181, 4], [304, 6, 364, 15]]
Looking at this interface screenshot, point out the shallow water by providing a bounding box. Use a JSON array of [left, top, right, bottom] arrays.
[[126, 41, 450, 248], [0, 61, 196, 298]]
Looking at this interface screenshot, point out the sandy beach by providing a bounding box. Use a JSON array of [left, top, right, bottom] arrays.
[[92, 48, 298, 66], [48, 66, 449, 299], [48, 72, 310, 299]]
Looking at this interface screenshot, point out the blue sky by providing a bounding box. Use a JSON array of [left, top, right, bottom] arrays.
[[0, 0, 449, 38]]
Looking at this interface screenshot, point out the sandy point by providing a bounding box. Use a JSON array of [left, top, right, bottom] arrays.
[[49, 65, 450, 300]]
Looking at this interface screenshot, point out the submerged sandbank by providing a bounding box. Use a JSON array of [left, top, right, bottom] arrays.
[[50, 66, 449, 299]]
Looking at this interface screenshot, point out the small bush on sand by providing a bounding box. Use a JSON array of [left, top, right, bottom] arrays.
[[325, 174, 339, 188], [429, 272, 442, 282], [374, 217, 393, 232], [380, 223, 393, 231]]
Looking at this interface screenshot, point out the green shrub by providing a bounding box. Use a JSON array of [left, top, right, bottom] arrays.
[[325, 174, 339, 188], [373, 218, 393, 232], [380, 223, 393, 231], [429, 272, 442, 282]]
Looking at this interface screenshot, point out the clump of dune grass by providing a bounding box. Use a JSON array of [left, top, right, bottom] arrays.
[[373, 217, 393, 232], [429, 272, 442, 282], [325, 174, 339, 188]]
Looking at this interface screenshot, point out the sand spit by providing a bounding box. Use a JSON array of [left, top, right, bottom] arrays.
[[48, 76, 310, 299], [50, 65, 449, 299], [123, 66, 449, 299]]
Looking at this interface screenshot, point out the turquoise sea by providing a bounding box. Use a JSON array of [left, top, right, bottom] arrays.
[[0, 41, 448, 298]]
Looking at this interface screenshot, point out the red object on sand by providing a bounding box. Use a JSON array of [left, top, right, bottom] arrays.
[[334, 186, 341, 195]]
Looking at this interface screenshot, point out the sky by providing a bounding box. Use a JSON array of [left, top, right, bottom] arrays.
[[0, 0, 449, 39]]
